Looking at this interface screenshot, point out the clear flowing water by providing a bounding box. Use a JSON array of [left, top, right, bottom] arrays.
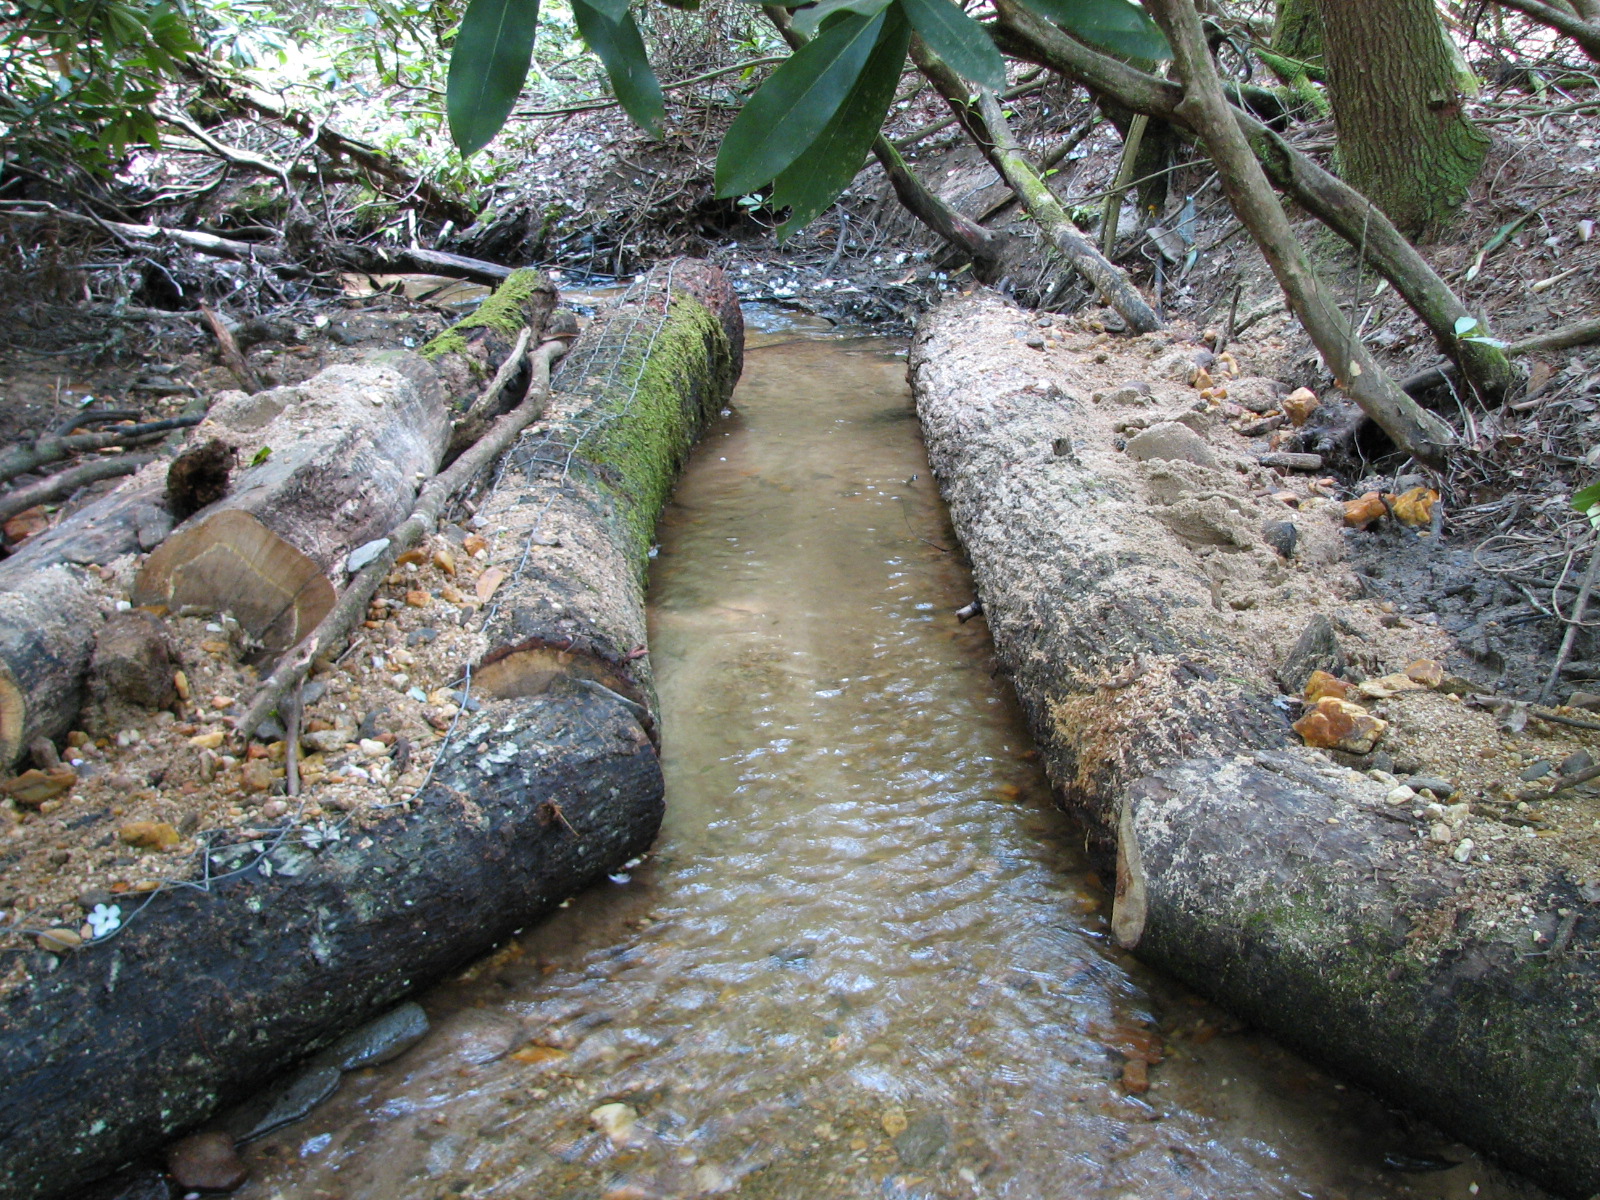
[[236, 315, 1538, 1200]]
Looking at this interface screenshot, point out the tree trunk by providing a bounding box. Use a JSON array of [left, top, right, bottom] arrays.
[[1317, 0, 1488, 234], [910, 292, 1600, 1200], [0, 262, 742, 1200]]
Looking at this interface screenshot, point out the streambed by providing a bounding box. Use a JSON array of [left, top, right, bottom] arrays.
[[232, 313, 1537, 1200]]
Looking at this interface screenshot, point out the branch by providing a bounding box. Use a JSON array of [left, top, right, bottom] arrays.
[[891, 71, 1047, 149], [1401, 314, 1600, 394], [515, 55, 790, 117], [0, 417, 201, 486], [159, 109, 292, 191], [0, 454, 154, 528], [1143, 0, 1454, 465], [234, 340, 567, 742], [990, 0, 1515, 402], [1491, 0, 1600, 61]]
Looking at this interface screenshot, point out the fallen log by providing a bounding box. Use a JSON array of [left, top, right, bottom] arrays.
[[0, 270, 555, 771], [910, 291, 1599, 1199], [0, 260, 741, 1200]]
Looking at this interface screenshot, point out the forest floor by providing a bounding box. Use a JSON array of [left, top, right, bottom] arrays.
[[1, 75, 1599, 1000]]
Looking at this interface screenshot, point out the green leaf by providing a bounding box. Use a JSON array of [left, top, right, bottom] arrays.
[[571, 0, 666, 135], [446, 0, 542, 156], [772, 6, 910, 238], [1012, 0, 1169, 62], [897, 0, 1004, 89], [1574, 481, 1600, 515], [1453, 315, 1480, 337], [715, 10, 887, 197], [792, 0, 890, 37]]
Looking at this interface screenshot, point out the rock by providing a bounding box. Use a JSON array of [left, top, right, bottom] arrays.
[[1, 765, 77, 807], [1023, 335, 1045, 350], [1292, 697, 1388, 754], [1405, 659, 1445, 688], [225, 1064, 342, 1144], [313, 1001, 430, 1071], [1559, 749, 1594, 778], [1357, 673, 1427, 700], [1103, 382, 1153, 406], [1279, 615, 1345, 693], [405, 589, 430, 608], [1262, 520, 1298, 558], [346, 538, 390, 573], [1386, 786, 1417, 806], [1569, 691, 1600, 711], [590, 1102, 639, 1145], [1519, 760, 1554, 782], [1228, 377, 1282, 414], [166, 1131, 247, 1193], [239, 759, 273, 793], [1282, 387, 1319, 425], [119, 821, 180, 851], [90, 611, 177, 710], [406, 627, 439, 647], [1125, 422, 1218, 469], [188, 729, 226, 750], [28, 736, 60, 770], [892, 1114, 951, 1167], [358, 738, 389, 758], [1404, 776, 1456, 799], [1303, 670, 1351, 702], [1152, 347, 1214, 381], [301, 729, 350, 755]]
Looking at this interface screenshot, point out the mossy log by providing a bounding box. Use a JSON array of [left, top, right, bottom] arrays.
[[909, 291, 1599, 1199], [0, 272, 554, 772], [0, 261, 741, 1200]]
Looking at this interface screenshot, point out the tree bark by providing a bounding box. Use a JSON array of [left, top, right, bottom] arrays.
[[910, 292, 1600, 1200], [1317, 0, 1489, 234], [0, 263, 742, 1200]]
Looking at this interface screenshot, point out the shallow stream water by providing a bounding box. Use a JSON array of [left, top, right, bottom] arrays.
[[235, 313, 1539, 1200]]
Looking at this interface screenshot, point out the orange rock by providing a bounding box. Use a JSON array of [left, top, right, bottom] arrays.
[[1343, 492, 1387, 528], [1292, 697, 1388, 754], [1302, 670, 1351, 703], [1283, 387, 1319, 426], [405, 589, 430, 608], [463, 533, 489, 556], [1, 766, 77, 807], [1190, 367, 1215, 391], [432, 548, 456, 576], [1406, 658, 1445, 688], [396, 548, 427, 566], [1390, 486, 1438, 526], [119, 821, 180, 851], [1121, 1057, 1151, 1094]]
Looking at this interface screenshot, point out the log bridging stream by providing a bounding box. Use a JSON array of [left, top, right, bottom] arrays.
[[217, 314, 1540, 1200]]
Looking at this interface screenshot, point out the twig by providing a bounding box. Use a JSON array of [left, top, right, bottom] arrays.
[[1540, 535, 1600, 704], [1530, 708, 1600, 732], [51, 409, 140, 437], [1532, 760, 1600, 800], [284, 678, 304, 798], [0, 416, 200, 485], [235, 339, 567, 741], [465, 326, 531, 416], [515, 55, 790, 118], [0, 454, 154, 527], [200, 303, 263, 393]]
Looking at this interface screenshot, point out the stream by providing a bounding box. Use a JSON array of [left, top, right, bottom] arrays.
[[234, 312, 1537, 1200]]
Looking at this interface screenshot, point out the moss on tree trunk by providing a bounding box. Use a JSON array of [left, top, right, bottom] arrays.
[[1317, 0, 1488, 234]]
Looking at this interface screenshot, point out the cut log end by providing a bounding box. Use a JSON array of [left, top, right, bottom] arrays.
[[0, 672, 25, 772], [476, 638, 647, 714], [132, 510, 335, 655]]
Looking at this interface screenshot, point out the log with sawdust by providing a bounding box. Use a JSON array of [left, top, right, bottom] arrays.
[[910, 291, 1598, 1199], [0, 260, 741, 1200], [0, 270, 555, 772]]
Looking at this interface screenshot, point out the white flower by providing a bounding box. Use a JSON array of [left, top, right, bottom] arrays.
[[86, 904, 121, 938]]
